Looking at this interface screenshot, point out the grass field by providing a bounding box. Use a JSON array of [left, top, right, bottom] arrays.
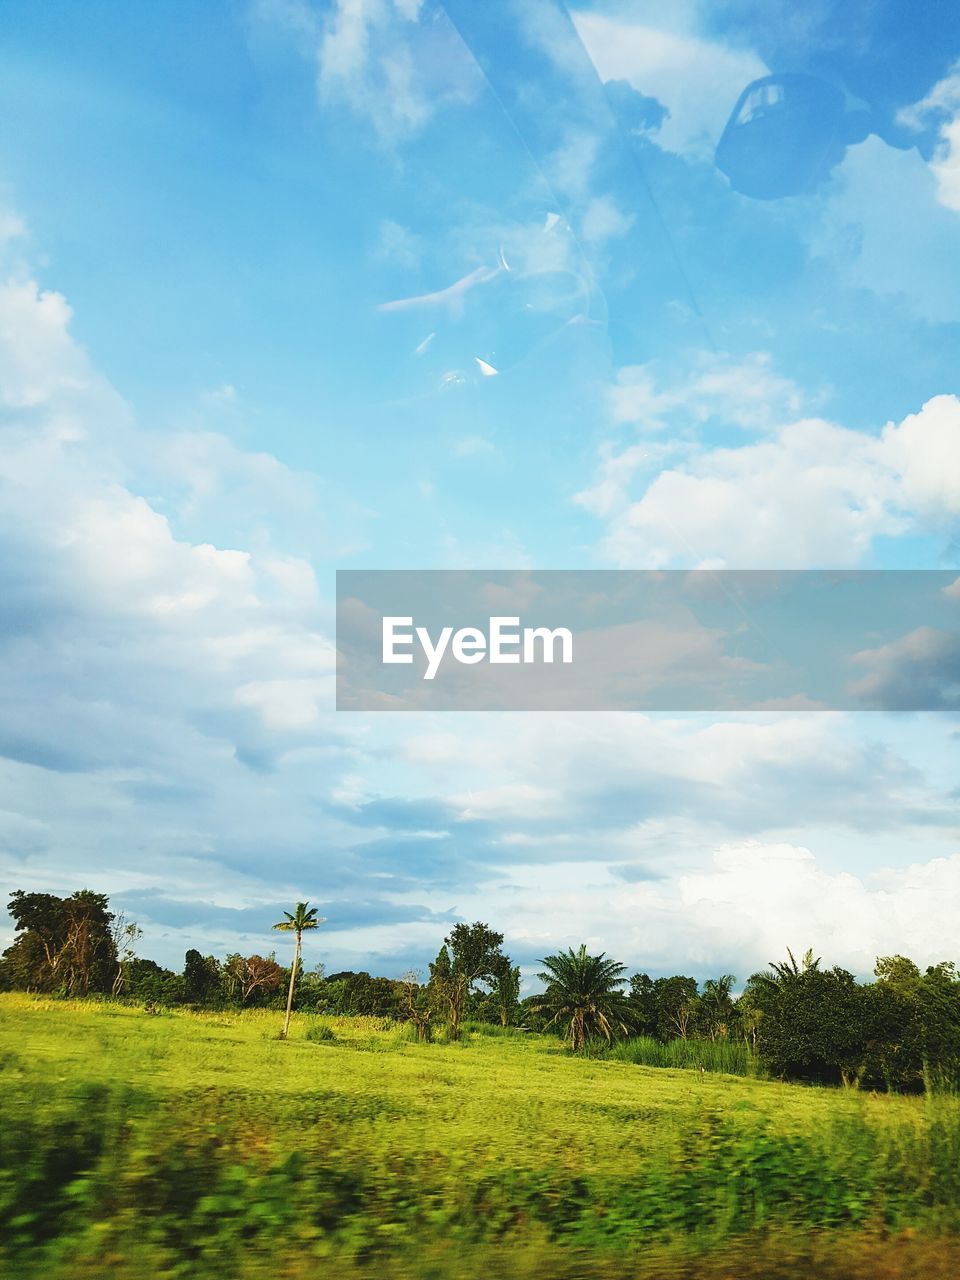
[[2, 993, 959, 1279]]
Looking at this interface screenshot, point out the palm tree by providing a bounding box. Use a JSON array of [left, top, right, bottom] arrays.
[[273, 902, 325, 1039], [535, 944, 630, 1052], [754, 947, 821, 994], [700, 974, 736, 1040]]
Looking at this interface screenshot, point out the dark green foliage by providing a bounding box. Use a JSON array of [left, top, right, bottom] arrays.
[[2, 885, 959, 1093], [3, 890, 116, 995], [429, 922, 508, 1040], [2, 1074, 960, 1279], [182, 951, 221, 1004], [536, 945, 631, 1052], [336, 972, 401, 1017]]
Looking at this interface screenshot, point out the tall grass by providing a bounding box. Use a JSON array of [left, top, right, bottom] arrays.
[[1, 994, 959, 1279], [608, 1034, 761, 1076]]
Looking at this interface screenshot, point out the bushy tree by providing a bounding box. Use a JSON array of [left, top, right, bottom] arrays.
[[3, 890, 116, 995], [183, 949, 221, 1004], [429, 922, 507, 1041], [753, 964, 867, 1085]]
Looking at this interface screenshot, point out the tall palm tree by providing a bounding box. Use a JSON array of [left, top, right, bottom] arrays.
[[535, 944, 630, 1052], [273, 902, 325, 1039]]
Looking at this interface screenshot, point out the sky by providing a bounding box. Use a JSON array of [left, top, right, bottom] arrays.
[[0, 0, 958, 987]]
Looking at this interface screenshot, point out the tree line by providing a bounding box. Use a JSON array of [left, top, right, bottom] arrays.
[[2, 888, 958, 1092]]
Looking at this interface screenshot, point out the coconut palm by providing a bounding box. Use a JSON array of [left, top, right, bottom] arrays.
[[753, 947, 821, 994], [272, 902, 325, 1039], [535, 944, 630, 1052], [700, 973, 736, 1040]]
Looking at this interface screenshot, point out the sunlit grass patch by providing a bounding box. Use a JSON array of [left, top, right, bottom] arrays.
[[1, 993, 958, 1279]]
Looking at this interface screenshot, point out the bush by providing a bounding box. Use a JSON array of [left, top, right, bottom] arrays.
[[304, 1021, 337, 1045]]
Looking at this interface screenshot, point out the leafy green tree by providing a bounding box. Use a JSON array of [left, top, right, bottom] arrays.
[[626, 972, 658, 1036], [875, 960, 960, 1091], [490, 960, 522, 1027], [337, 971, 400, 1017], [756, 965, 867, 1085], [430, 922, 507, 1041], [654, 975, 699, 1041], [272, 903, 325, 1039], [183, 949, 221, 1004], [754, 947, 822, 993], [4, 892, 69, 989], [535, 944, 630, 1052], [127, 958, 174, 1004], [3, 890, 116, 995]]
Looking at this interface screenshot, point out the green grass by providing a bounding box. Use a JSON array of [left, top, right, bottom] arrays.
[[1, 993, 959, 1279], [607, 1034, 760, 1076]]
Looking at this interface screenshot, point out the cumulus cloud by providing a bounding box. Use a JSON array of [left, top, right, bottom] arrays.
[[810, 136, 960, 325], [898, 61, 960, 213], [401, 710, 951, 844], [441, 842, 960, 978], [0, 210, 956, 979], [577, 394, 960, 568]]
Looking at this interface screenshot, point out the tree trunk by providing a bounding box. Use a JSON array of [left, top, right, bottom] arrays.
[[573, 1009, 584, 1052], [280, 932, 300, 1040]]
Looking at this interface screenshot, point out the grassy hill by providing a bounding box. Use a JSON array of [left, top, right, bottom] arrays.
[[2, 993, 959, 1278]]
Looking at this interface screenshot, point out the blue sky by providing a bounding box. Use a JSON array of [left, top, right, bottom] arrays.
[[0, 0, 958, 984]]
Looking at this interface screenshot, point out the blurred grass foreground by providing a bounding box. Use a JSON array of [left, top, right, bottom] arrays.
[[2, 994, 959, 1279]]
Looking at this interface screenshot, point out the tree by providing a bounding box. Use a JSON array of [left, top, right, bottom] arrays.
[[127, 958, 173, 1004], [490, 960, 522, 1027], [3, 890, 116, 995], [111, 915, 143, 998], [626, 972, 658, 1036], [699, 974, 736, 1040], [272, 902, 325, 1039], [238, 954, 284, 1004], [4, 892, 67, 989], [754, 965, 867, 1085], [398, 970, 432, 1042], [535, 944, 630, 1052], [654, 975, 699, 1041], [754, 947, 822, 994], [336, 971, 400, 1017], [183, 949, 220, 1004], [60, 892, 116, 995], [430, 922, 507, 1041]]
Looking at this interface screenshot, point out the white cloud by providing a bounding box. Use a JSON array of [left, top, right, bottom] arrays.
[[0, 259, 336, 756], [258, 0, 483, 146], [898, 61, 960, 213], [447, 841, 960, 976], [810, 136, 960, 324], [578, 395, 960, 568], [572, 10, 766, 157], [607, 350, 807, 434]]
